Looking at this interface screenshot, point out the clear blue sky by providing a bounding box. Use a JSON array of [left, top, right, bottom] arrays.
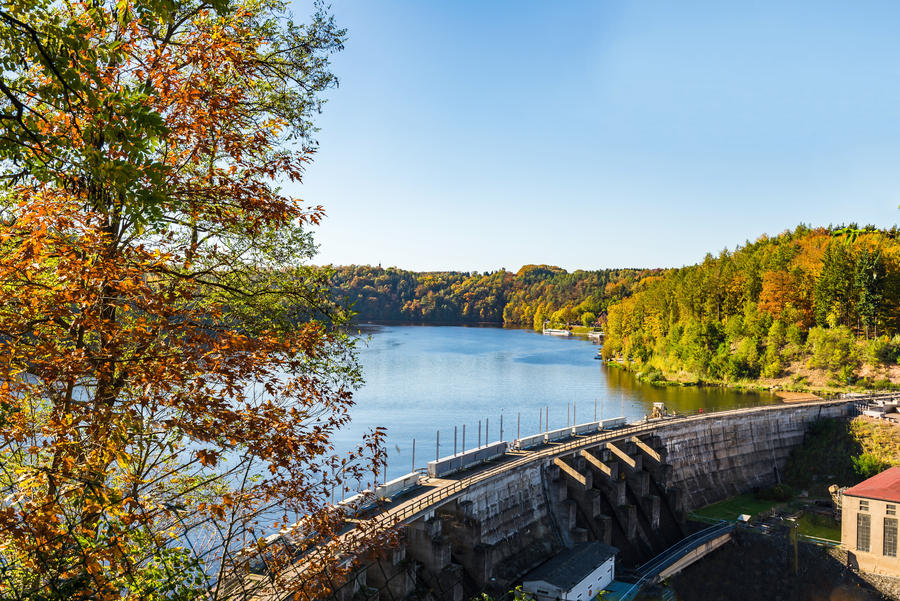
[[290, 1, 900, 272]]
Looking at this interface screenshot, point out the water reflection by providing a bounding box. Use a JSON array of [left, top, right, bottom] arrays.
[[602, 364, 778, 414], [334, 325, 777, 483]]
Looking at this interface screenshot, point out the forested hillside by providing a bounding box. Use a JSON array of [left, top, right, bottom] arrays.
[[328, 265, 658, 327], [602, 225, 900, 389]]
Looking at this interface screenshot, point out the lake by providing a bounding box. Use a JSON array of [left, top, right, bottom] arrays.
[[333, 325, 777, 485]]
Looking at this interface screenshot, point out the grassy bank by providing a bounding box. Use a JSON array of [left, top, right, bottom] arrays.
[[691, 493, 781, 522], [602, 356, 896, 396], [796, 511, 842, 540], [693, 493, 842, 540]]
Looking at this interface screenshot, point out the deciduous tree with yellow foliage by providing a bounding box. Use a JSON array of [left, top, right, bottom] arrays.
[[603, 226, 900, 388], [0, 0, 389, 599]]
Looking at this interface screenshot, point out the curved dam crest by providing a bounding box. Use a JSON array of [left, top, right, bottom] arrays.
[[357, 401, 852, 601], [234, 399, 861, 601]]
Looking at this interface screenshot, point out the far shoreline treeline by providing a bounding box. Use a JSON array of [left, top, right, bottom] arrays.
[[327, 264, 659, 329], [602, 224, 900, 391], [325, 224, 900, 392]]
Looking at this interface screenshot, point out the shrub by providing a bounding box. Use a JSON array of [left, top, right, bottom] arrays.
[[731, 337, 761, 377], [807, 325, 860, 379], [762, 347, 783, 378], [785, 321, 805, 346], [852, 453, 890, 480], [867, 335, 900, 367], [637, 366, 666, 384], [870, 378, 900, 391], [757, 483, 795, 502]]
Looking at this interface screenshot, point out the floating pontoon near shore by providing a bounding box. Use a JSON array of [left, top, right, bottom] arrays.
[[542, 328, 572, 337]]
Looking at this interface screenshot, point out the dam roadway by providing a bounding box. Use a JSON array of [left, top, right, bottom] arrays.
[[229, 396, 874, 601]]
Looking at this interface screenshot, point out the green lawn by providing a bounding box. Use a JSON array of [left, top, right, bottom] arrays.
[[692, 493, 782, 522], [693, 494, 842, 541], [795, 512, 841, 541]]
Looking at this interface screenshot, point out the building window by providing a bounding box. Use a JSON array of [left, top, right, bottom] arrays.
[[885, 518, 898, 557], [860, 500, 869, 511], [888, 504, 896, 516], [858, 513, 871, 552]]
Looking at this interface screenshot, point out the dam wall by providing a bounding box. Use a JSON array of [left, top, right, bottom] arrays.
[[656, 402, 850, 509], [321, 400, 859, 601]]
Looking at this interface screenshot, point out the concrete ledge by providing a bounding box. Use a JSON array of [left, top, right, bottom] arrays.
[[607, 441, 638, 470], [546, 426, 572, 443], [554, 457, 588, 487], [514, 433, 546, 450], [580, 449, 615, 478], [376, 472, 423, 500], [600, 417, 627, 429], [573, 421, 601, 436], [631, 436, 662, 462], [428, 441, 508, 477]]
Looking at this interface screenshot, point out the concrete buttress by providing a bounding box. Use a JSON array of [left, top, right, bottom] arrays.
[[337, 400, 854, 601]]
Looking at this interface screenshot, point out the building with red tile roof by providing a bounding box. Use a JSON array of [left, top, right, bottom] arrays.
[[842, 468, 900, 576], [845, 467, 900, 504]]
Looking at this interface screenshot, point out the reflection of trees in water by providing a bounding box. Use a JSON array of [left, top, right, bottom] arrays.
[[602, 364, 777, 414]]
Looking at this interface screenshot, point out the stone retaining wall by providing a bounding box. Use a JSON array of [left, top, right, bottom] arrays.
[[656, 402, 850, 509]]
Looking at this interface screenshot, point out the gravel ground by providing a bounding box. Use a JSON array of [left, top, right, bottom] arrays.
[[828, 548, 900, 601]]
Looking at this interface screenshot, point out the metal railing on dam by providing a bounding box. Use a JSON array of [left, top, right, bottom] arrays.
[[322, 397, 859, 549], [236, 393, 890, 600]]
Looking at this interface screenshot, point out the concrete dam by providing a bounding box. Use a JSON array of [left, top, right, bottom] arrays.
[[248, 399, 856, 601]]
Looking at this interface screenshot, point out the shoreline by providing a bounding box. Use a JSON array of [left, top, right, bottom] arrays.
[[601, 358, 885, 398]]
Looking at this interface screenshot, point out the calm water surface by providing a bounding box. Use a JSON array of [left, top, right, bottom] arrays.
[[334, 325, 776, 482]]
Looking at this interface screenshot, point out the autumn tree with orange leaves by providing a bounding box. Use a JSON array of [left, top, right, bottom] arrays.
[[0, 1, 389, 599]]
